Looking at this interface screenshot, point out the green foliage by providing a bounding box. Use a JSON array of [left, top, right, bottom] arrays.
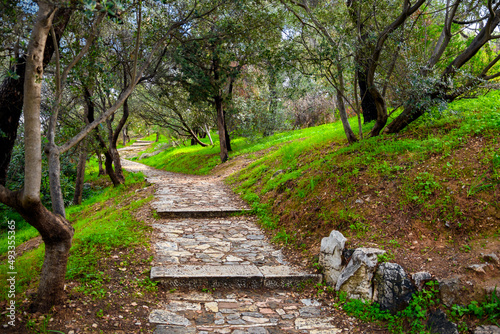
[[405, 172, 441, 204], [450, 288, 500, 324], [343, 299, 395, 323], [377, 251, 395, 263], [272, 229, 295, 245]]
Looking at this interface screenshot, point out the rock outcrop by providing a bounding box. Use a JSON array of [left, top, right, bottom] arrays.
[[319, 230, 347, 285], [373, 262, 416, 312], [335, 247, 386, 301]]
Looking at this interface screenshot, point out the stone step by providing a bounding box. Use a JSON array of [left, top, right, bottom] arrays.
[[151, 265, 322, 290], [130, 143, 153, 147], [147, 290, 343, 334], [155, 208, 253, 218]]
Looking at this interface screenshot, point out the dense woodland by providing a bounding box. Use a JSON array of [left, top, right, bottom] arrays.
[[0, 0, 499, 315]]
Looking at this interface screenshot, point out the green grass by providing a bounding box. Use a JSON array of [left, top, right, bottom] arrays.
[[137, 115, 367, 175], [0, 170, 151, 301]]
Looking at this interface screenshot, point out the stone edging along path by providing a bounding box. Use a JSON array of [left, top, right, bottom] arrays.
[[121, 159, 372, 334]]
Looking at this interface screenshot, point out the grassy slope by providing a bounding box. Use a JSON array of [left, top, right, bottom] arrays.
[[0, 168, 153, 303], [136, 92, 500, 332]]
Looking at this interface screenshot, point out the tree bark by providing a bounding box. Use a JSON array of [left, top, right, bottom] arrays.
[[383, 104, 424, 134], [357, 65, 378, 124], [204, 124, 213, 145], [107, 97, 130, 185], [47, 147, 66, 216], [215, 96, 228, 163], [73, 139, 87, 205], [224, 119, 232, 152], [96, 151, 106, 176], [336, 62, 357, 144]]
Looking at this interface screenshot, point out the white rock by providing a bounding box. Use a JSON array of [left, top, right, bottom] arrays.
[[319, 230, 347, 285], [335, 247, 386, 301]]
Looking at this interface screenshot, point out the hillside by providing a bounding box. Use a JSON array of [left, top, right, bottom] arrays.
[[135, 92, 500, 326]]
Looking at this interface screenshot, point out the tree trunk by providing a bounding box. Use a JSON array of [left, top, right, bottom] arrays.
[[224, 120, 232, 152], [0, 8, 72, 186], [336, 63, 357, 144], [103, 150, 121, 186], [73, 139, 87, 205], [265, 63, 278, 137], [122, 124, 128, 146], [215, 96, 228, 163], [108, 98, 130, 184], [155, 132, 159, 142], [383, 104, 424, 134], [3, 1, 74, 313], [368, 86, 388, 137], [96, 151, 106, 176], [204, 124, 213, 145], [47, 148, 66, 217], [14, 199, 74, 313], [357, 66, 378, 124]]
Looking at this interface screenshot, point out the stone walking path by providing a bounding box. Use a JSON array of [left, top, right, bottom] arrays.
[[121, 158, 366, 334]]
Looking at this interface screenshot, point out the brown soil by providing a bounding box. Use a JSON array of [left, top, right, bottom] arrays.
[[229, 134, 500, 308]]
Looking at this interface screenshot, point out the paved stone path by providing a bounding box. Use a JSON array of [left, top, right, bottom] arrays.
[[118, 139, 155, 158], [121, 158, 360, 333]]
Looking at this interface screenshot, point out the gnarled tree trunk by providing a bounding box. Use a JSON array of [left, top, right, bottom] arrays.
[[0, 1, 75, 313]]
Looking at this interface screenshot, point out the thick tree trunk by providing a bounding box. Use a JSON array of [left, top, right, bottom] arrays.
[[15, 199, 74, 312], [384, 104, 425, 134], [73, 139, 87, 205], [357, 67, 378, 124], [215, 96, 228, 163], [0, 8, 72, 186], [5, 1, 74, 313], [368, 87, 388, 137]]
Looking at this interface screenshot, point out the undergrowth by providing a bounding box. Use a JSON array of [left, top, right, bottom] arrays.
[[333, 282, 499, 333]]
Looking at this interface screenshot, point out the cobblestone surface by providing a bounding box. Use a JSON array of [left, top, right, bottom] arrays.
[[122, 158, 370, 333], [150, 290, 349, 334], [152, 218, 284, 266], [121, 159, 250, 214]]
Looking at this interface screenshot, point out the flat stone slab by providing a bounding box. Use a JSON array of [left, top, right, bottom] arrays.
[[121, 158, 250, 217], [149, 309, 191, 326], [152, 265, 321, 290], [151, 265, 264, 289], [154, 207, 253, 218], [260, 266, 322, 289]]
